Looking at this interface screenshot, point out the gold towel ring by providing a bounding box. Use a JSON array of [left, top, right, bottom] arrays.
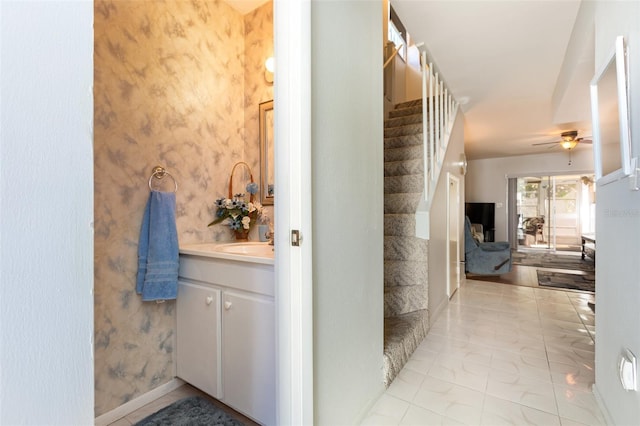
[[148, 166, 178, 193]]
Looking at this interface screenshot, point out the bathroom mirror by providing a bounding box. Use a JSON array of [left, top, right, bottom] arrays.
[[259, 100, 274, 205], [590, 35, 632, 184]]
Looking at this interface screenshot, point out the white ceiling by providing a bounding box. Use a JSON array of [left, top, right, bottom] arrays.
[[392, 0, 595, 160]]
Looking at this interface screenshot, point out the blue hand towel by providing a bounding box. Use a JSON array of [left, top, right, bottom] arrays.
[[136, 191, 179, 301]]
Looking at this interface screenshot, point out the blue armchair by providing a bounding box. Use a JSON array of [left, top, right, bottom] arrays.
[[464, 216, 512, 275]]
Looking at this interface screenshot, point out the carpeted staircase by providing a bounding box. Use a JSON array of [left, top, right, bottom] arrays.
[[383, 99, 430, 387]]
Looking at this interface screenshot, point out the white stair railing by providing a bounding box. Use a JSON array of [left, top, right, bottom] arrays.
[[415, 48, 459, 240]]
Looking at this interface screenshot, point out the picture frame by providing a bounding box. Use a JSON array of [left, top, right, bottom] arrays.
[[259, 100, 274, 205], [589, 35, 632, 185]]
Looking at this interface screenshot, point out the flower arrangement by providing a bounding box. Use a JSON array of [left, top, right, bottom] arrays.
[[208, 182, 263, 232]]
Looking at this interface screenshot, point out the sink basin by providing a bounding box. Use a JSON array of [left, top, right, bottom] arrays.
[[180, 242, 274, 264], [215, 242, 274, 257]]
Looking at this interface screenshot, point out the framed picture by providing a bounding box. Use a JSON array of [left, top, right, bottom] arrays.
[[589, 35, 632, 185], [259, 100, 274, 205]]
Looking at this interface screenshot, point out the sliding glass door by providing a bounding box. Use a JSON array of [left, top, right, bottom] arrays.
[[515, 174, 591, 252], [551, 177, 580, 250], [516, 177, 550, 249]]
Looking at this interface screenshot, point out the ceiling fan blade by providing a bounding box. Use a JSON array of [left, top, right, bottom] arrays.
[[532, 141, 560, 146], [578, 138, 593, 144]]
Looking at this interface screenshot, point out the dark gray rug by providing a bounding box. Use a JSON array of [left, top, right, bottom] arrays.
[[513, 250, 594, 272], [537, 270, 595, 292], [135, 396, 244, 426]]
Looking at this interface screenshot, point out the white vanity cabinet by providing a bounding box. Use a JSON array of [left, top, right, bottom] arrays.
[[176, 247, 275, 426]]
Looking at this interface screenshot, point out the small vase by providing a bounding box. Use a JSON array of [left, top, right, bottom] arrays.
[[234, 229, 250, 241], [258, 224, 270, 242]]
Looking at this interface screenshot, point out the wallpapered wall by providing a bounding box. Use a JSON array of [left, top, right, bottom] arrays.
[[94, 0, 273, 416]]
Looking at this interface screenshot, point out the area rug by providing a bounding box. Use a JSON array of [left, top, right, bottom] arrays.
[[537, 270, 595, 292], [135, 396, 244, 426], [512, 250, 594, 272]]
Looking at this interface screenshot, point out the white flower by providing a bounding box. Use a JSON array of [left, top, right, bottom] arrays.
[[248, 202, 264, 214], [242, 216, 251, 229], [225, 199, 234, 208]]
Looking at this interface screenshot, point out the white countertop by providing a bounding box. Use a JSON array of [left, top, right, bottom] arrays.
[[180, 242, 274, 265]]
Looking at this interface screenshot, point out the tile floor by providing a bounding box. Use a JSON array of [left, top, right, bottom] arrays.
[[362, 277, 603, 426]]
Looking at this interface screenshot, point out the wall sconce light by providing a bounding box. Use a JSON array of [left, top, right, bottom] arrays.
[[265, 56, 274, 84], [458, 153, 467, 175]]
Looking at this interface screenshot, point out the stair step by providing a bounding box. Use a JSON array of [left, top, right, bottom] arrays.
[[385, 113, 422, 128], [384, 123, 423, 138], [385, 260, 428, 287], [384, 133, 423, 150], [383, 310, 429, 387], [384, 235, 428, 261], [384, 159, 423, 177], [384, 145, 424, 162], [384, 193, 422, 214], [385, 174, 423, 194], [389, 104, 423, 118], [384, 214, 415, 236], [395, 99, 422, 109], [389, 105, 422, 119], [384, 285, 427, 318]]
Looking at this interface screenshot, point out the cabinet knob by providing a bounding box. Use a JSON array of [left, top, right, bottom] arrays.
[[224, 301, 232, 310], [205, 296, 213, 305]]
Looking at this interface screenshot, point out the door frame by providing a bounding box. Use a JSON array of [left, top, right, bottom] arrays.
[[274, 2, 314, 425], [447, 173, 461, 297]]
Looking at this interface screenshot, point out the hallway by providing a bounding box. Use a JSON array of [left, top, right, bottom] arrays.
[[363, 279, 603, 425]]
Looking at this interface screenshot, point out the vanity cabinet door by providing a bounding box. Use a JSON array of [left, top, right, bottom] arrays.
[[222, 291, 275, 426], [176, 281, 221, 398]]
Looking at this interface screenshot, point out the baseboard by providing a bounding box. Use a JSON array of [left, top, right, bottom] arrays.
[[94, 378, 185, 426], [429, 295, 449, 327], [592, 383, 615, 426]]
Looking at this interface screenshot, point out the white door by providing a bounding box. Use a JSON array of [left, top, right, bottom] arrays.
[[447, 173, 460, 297], [274, 2, 314, 425]]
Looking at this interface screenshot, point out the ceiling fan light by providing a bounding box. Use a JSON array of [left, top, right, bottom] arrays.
[[561, 140, 578, 150]]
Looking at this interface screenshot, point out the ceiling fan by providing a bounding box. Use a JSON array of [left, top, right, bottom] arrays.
[[532, 130, 592, 165], [532, 130, 592, 150]]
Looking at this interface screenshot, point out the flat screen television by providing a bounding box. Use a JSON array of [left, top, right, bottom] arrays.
[[465, 202, 495, 241]]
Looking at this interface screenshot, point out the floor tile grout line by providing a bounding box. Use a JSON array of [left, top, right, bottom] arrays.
[[530, 279, 563, 418]]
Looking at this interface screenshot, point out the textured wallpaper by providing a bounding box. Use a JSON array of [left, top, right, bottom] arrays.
[[94, 0, 272, 416]]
